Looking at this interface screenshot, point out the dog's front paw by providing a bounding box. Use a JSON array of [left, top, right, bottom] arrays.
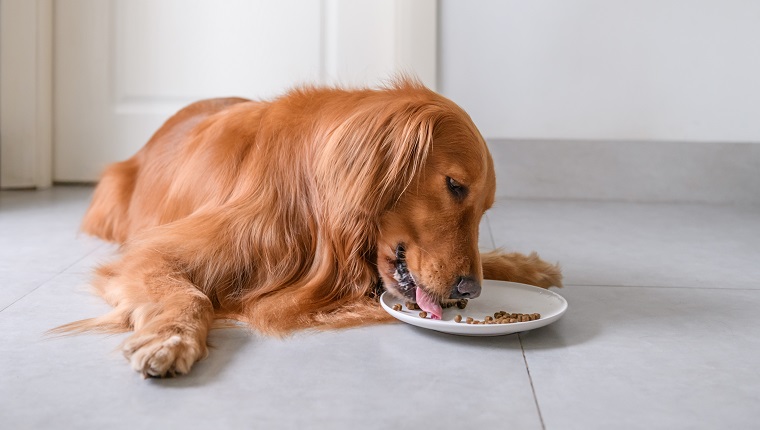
[[122, 330, 207, 378]]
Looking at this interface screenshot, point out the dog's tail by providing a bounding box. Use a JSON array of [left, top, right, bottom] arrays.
[[46, 310, 131, 337]]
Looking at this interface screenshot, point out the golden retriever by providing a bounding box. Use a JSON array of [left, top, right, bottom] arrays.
[[59, 79, 562, 377]]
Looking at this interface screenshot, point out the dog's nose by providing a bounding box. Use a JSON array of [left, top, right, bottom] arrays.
[[450, 276, 481, 299]]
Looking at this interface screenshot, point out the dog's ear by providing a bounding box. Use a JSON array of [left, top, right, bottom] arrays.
[[313, 99, 440, 219], [308, 90, 441, 289]]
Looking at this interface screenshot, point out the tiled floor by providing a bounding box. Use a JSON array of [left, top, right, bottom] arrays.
[[1, 186, 758, 429]]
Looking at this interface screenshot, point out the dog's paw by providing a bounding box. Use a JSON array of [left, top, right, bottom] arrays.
[[122, 331, 207, 378]]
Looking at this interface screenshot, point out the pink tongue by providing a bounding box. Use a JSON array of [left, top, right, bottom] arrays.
[[416, 288, 442, 320]]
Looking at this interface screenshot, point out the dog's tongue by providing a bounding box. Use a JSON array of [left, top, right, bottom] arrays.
[[416, 288, 442, 320]]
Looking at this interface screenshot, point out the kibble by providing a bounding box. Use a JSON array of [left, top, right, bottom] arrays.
[[401, 302, 543, 325], [453, 310, 542, 324]]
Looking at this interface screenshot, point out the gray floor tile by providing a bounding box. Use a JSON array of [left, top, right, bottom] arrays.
[[4, 186, 760, 429], [487, 199, 760, 289], [0, 272, 541, 430], [479, 213, 495, 250], [0, 270, 57, 311], [0, 187, 101, 273], [63, 243, 118, 274], [521, 285, 760, 429]]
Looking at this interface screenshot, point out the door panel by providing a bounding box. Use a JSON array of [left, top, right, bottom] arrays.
[[53, 0, 436, 182], [114, 0, 321, 104], [54, 0, 322, 181]]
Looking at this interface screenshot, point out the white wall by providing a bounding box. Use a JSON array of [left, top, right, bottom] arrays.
[[1, 0, 436, 187], [440, 0, 760, 143]]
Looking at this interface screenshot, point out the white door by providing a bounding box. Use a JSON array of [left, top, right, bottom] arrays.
[[52, 0, 437, 183]]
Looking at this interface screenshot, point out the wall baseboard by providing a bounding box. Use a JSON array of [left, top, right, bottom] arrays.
[[488, 139, 760, 205]]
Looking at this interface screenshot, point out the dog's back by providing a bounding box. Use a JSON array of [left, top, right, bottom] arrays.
[[82, 97, 251, 242], [62, 81, 563, 378]]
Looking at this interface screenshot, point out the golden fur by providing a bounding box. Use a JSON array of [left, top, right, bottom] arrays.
[[56, 79, 562, 377]]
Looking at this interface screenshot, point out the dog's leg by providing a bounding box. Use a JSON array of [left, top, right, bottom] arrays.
[[481, 250, 563, 288], [93, 259, 215, 378]]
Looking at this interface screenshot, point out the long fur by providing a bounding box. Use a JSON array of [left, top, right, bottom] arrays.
[[55, 78, 563, 376]]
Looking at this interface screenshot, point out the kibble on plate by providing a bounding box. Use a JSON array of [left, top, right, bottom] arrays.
[[398, 301, 543, 325], [454, 311, 542, 324]]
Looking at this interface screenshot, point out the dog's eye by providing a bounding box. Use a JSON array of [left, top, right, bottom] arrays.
[[446, 176, 467, 200]]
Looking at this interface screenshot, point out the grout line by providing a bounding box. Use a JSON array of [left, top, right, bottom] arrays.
[[519, 333, 546, 430], [562, 283, 760, 291], [484, 212, 496, 249], [0, 272, 59, 313], [56, 242, 107, 275], [0, 243, 104, 314]]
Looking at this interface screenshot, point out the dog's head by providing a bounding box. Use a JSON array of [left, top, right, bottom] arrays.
[[311, 79, 494, 318], [373, 84, 496, 319]]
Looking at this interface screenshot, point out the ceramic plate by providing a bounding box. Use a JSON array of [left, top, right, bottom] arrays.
[[380, 280, 568, 336]]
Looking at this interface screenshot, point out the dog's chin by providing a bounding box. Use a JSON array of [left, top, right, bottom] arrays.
[[381, 243, 445, 320], [379, 264, 416, 301], [382, 243, 418, 299]]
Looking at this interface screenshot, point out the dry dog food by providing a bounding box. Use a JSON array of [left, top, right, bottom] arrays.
[[393, 301, 538, 325], [410, 299, 467, 310], [439, 299, 469, 309], [462, 311, 541, 324], [404, 299, 467, 311]]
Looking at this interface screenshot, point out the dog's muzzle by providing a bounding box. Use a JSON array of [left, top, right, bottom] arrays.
[[393, 243, 481, 300]]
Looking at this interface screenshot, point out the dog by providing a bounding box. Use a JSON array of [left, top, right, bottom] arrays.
[[58, 78, 562, 377]]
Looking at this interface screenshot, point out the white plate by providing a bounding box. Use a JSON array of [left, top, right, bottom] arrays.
[[380, 280, 568, 336]]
